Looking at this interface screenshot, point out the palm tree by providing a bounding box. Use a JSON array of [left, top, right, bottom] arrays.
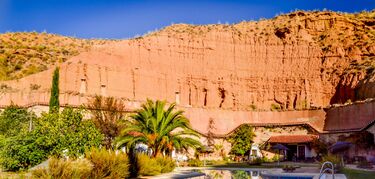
[[116, 99, 202, 157]]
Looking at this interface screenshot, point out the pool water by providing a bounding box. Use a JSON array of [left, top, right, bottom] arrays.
[[197, 170, 314, 179]]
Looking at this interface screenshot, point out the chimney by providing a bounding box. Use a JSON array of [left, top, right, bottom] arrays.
[[175, 92, 180, 105], [101, 84, 107, 97], [80, 78, 86, 94]]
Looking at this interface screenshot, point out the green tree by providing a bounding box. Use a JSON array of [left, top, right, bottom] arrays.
[[227, 124, 255, 157], [0, 108, 103, 171], [116, 99, 202, 157], [49, 67, 59, 113], [0, 105, 38, 171], [0, 105, 36, 137], [86, 95, 125, 149], [0, 132, 47, 171], [34, 108, 103, 157]]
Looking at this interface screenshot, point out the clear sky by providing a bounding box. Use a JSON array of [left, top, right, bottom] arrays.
[[1, 0, 374, 39]]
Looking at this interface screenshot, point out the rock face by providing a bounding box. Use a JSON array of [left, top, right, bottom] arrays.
[[0, 10, 374, 111]]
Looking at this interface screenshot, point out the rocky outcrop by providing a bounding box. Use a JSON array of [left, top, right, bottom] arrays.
[[0, 10, 374, 111]]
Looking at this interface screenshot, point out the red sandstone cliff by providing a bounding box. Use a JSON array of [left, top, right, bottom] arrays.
[[0, 10, 374, 111]]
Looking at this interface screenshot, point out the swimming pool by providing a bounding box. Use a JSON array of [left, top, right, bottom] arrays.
[[195, 169, 314, 179]]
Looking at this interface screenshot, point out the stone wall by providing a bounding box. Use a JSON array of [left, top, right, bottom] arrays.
[[324, 100, 375, 132]]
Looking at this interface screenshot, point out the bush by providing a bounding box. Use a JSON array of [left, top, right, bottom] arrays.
[[227, 124, 255, 156], [0, 108, 103, 171], [261, 156, 275, 163], [136, 154, 176, 176], [137, 154, 162, 176], [248, 157, 262, 165], [155, 155, 176, 173], [272, 154, 280, 162], [85, 148, 130, 178], [310, 138, 328, 156], [32, 157, 93, 179], [86, 95, 126, 149], [271, 103, 281, 111], [32, 149, 131, 179], [187, 159, 203, 167], [33, 108, 103, 158], [0, 133, 48, 171], [0, 105, 36, 137], [321, 154, 343, 172]]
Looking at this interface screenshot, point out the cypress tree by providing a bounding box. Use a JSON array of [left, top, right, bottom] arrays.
[[49, 67, 60, 113]]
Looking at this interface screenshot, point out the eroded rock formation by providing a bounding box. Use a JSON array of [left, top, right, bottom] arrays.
[[2, 11, 374, 111]]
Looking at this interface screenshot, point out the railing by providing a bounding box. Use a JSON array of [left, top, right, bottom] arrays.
[[319, 161, 335, 179]]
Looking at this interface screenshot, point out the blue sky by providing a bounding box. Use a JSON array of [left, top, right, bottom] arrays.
[[0, 0, 374, 39]]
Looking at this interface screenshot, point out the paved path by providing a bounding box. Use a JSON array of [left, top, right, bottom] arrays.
[[140, 170, 204, 179], [345, 164, 375, 172]]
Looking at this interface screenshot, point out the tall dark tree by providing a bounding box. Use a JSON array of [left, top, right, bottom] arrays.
[[49, 67, 59, 113]]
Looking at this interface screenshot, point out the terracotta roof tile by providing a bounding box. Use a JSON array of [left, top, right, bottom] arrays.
[[268, 135, 318, 144]]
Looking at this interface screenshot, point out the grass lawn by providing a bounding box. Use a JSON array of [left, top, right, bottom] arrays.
[[342, 168, 375, 179]]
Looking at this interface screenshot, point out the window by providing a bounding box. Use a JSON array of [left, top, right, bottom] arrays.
[[251, 149, 257, 156]]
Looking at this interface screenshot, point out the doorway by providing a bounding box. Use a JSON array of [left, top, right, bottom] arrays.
[[286, 145, 297, 161], [297, 145, 305, 160]]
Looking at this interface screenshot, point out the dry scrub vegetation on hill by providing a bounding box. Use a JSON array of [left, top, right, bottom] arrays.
[[0, 32, 110, 80]]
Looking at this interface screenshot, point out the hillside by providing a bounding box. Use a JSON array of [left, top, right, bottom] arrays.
[[0, 10, 374, 110], [0, 32, 110, 80]]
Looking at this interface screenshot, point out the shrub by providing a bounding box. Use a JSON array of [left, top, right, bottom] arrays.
[[34, 108, 103, 158], [249, 104, 257, 111], [31, 168, 49, 178], [227, 124, 255, 157], [155, 155, 176, 173], [0, 133, 48, 171], [137, 154, 162, 176], [261, 156, 274, 163], [32, 157, 93, 179], [0, 105, 36, 137], [86, 95, 126, 149], [135, 154, 176, 176], [187, 159, 203, 167], [271, 103, 281, 111], [33, 149, 131, 179], [85, 148, 130, 178], [248, 157, 262, 165], [272, 154, 280, 162], [0, 108, 103, 171], [321, 154, 343, 172], [310, 138, 328, 156]]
